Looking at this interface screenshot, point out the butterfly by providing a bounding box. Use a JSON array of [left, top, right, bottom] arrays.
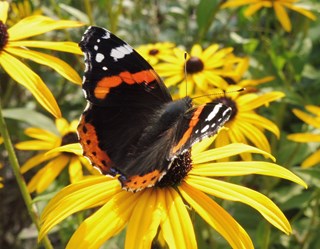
[[77, 26, 232, 192]]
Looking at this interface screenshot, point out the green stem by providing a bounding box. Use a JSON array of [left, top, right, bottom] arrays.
[[0, 101, 53, 249]]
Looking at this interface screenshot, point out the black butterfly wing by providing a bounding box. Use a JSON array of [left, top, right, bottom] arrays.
[[78, 26, 172, 178]]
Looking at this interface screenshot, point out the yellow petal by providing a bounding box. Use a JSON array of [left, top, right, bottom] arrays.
[[192, 143, 275, 164], [40, 176, 121, 240], [283, 2, 317, 21], [0, 1, 9, 23], [46, 143, 83, 157], [15, 140, 59, 151], [56, 117, 69, 135], [20, 152, 58, 173], [221, 0, 259, 8], [7, 47, 82, 84], [302, 149, 320, 168], [125, 189, 160, 249], [68, 157, 83, 183], [179, 182, 253, 249], [287, 133, 320, 143], [8, 15, 83, 41], [190, 44, 203, 57], [0, 52, 61, 118], [274, 2, 291, 32], [23, 127, 59, 141], [161, 188, 197, 249], [191, 161, 307, 188], [186, 175, 292, 234], [244, 3, 266, 17], [305, 105, 320, 116], [66, 191, 139, 249], [292, 108, 320, 129], [239, 91, 285, 111], [7, 40, 83, 55], [201, 44, 220, 61]]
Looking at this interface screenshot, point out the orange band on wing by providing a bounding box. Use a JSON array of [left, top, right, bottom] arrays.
[[172, 105, 205, 154], [94, 70, 157, 99]]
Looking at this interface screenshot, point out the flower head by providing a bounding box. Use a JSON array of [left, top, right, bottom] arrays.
[[287, 105, 320, 168], [136, 42, 175, 66], [16, 118, 93, 193], [155, 44, 243, 95], [197, 86, 285, 160], [221, 0, 317, 32], [40, 140, 306, 249], [0, 1, 83, 117]]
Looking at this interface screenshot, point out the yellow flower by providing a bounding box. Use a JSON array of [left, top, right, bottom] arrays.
[[16, 118, 93, 193], [0, 1, 83, 118], [136, 42, 175, 66], [6, 0, 42, 26], [287, 105, 320, 168], [155, 44, 243, 95], [221, 0, 317, 32], [39, 140, 306, 249], [199, 86, 285, 160]]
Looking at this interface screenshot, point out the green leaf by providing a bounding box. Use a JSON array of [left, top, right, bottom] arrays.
[[3, 108, 57, 133]]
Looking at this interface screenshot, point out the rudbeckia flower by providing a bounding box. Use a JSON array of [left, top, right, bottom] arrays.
[[0, 1, 83, 118], [155, 44, 243, 95], [198, 86, 284, 160], [287, 105, 320, 168], [136, 42, 175, 66], [221, 0, 317, 32], [39, 140, 306, 249], [16, 118, 93, 193]]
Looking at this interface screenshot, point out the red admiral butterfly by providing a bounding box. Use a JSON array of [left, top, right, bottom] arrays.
[[77, 26, 232, 192]]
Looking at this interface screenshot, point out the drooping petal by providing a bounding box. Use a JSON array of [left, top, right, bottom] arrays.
[[7, 47, 82, 84], [292, 109, 320, 128], [274, 2, 291, 32], [186, 175, 292, 234], [20, 152, 58, 173], [287, 133, 320, 143], [8, 15, 83, 41], [68, 156, 83, 183], [7, 40, 82, 54], [192, 143, 275, 164], [66, 191, 140, 249], [191, 161, 307, 188], [0, 1, 9, 23], [40, 176, 121, 240], [27, 155, 69, 193], [125, 189, 161, 249], [179, 182, 253, 249], [302, 149, 320, 168], [161, 188, 197, 249], [283, 2, 317, 20], [0, 52, 61, 118]]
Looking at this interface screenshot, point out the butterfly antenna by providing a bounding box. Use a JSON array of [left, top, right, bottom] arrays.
[[184, 52, 188, 97], [192, 87, 246, 100]]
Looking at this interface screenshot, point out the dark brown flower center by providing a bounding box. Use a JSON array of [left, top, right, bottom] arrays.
[[186, 56, 204, 74], [156, 150, 192, 188], [148, 48, 159, 56], [61, 132, 79, 146], [0, 21, 9, 51], [214, 96, 238, 121]]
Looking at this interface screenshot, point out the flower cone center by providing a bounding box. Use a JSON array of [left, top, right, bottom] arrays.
[[0, 21, 9, 51], [149, 48, 159, 55], [61, 132, 79, 146], [157, 150, 192, 188], [186, 56, 204, 74]]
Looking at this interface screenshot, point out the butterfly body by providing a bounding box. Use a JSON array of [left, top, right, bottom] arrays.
[[78, 26, 232, 191]]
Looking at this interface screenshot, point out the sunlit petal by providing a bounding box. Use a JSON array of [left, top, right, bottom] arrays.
[[66, 191, 139, 249], [274, 2, 291, 32], [179, 183, 253, 249], [8, 15, 83, 41], [283, 3, 317, 20], [0, 1, 9, 23], [20, 152, 58, 173], [287, 133, 320, 143], [7, 40, 83, 54], [186, 175, 292, 234], [0, 52, 61, 118], [7, 47, 82, 84], [68, 157, 83, 183], [46, 143, 83, 157], [302, 149, 320, 168], [292, 109, 320, 128]]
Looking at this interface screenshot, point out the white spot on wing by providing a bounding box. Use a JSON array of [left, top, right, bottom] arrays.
[[94, 45, 98, 51], [102, 66, 108, 71], [206, 103, 222, 122], [110, 44, 133, 61], [97, 39, 100, 43], [95, 53, 105, 63], [201, 125, 210, 133]]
